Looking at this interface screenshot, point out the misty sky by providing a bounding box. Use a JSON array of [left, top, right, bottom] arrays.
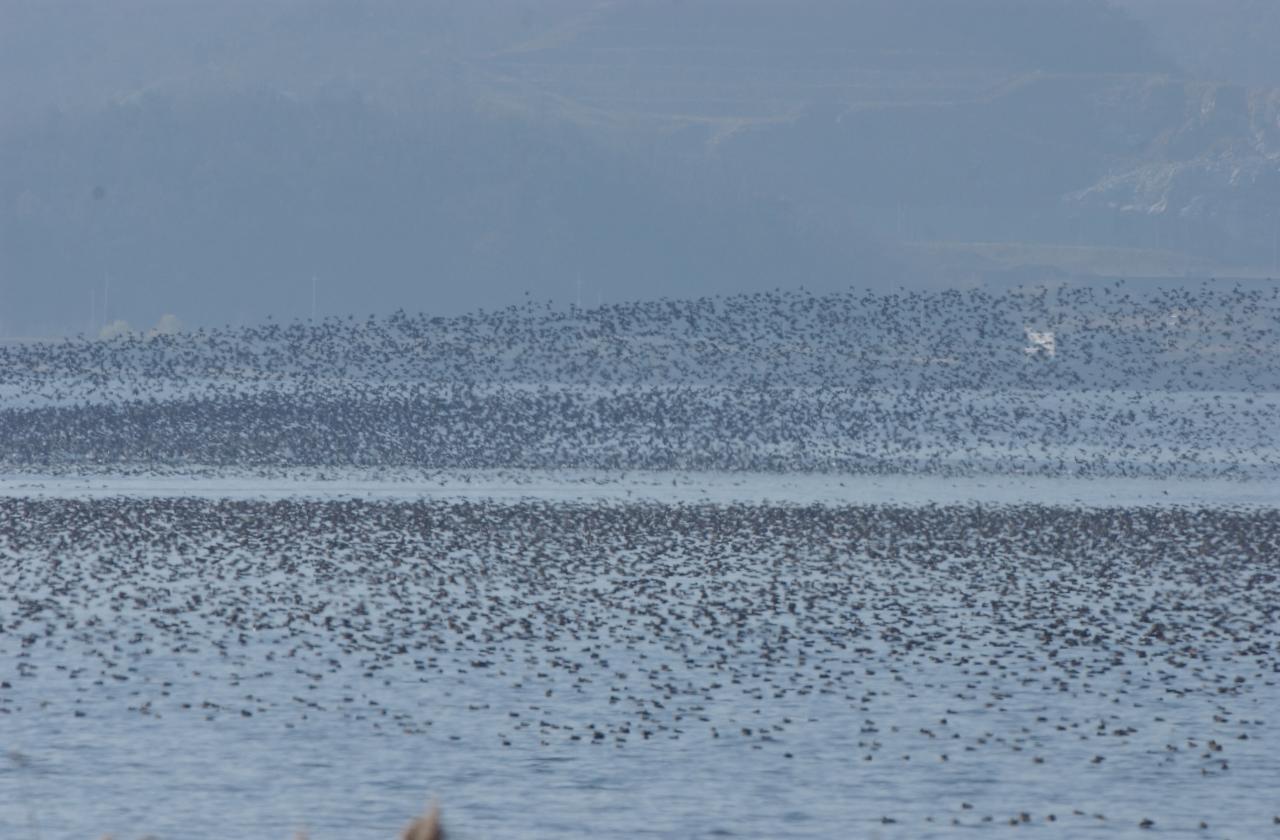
[[2, 0, 1278, 336]]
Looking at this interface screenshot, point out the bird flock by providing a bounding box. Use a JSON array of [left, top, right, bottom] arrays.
[[3, 497, 1278, 836], [0, 282, 1276, 477], [1, 281, 1278, 837]]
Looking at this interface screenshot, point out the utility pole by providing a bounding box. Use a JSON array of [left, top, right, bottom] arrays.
[[312, 276, 317, 320]]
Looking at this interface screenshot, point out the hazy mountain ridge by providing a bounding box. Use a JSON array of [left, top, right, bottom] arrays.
[[4, 86, 884, 333], [1114, 0, 1280, 89], [1067, 84, 1280, 249], [2, 1, 1277, 333]]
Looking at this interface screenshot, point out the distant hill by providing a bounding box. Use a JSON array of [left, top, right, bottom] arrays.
[[1114, 0, 1280, 89], [2, 88, 894, 334], [1, 0, 1276, 334]]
